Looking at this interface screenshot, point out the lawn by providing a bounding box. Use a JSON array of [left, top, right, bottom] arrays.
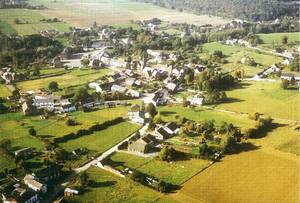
[[172, 150, 299, 203], [0, 105, 132, 142], [217, 81, 300, 120], [110, 152, 210, 185], [66, 166, 171, 203], [29, 0, 229, 27], [158, 105, 255, 131], [59, 122, 140, 152], [0, 84, 11, 98], [17, 68, 110, 92], [0, 113, 46, 154], [0, 9, 69, 35], [258, 32, 300, 44]]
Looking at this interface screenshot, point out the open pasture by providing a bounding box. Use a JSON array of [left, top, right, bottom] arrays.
[[158, 105, 255, 131], [172, 150, 299, 203], [16, 68, 110, 92], [29, 0, 229, 27], [258, 32, 300, 44], [66, 166, 173, 203], [110, 152, 210, 185], [0, 9, 69, 35], [218, 81, 300, 121]]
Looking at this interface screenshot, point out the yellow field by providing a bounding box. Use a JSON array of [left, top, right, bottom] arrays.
[[29, 0, 229, 27], [171, 150, 299, 203]]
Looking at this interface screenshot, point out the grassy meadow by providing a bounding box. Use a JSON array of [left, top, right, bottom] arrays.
[[0, 9, 69, 35], [110, 152, 210, 185], [217, 81, 300, 121], [158, 105, 256, 131], [258, 32, 300, 44], [0, 84, 12, 98], [29, 0, 229, 27], [17, 68, 110, 92], [66, 166, 175, 203]]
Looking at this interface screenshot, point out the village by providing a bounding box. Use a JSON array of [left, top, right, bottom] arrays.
[[0, 2, 299, 202]]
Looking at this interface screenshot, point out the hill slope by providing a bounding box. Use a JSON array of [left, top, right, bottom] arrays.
[[136, 0, 299, 21]]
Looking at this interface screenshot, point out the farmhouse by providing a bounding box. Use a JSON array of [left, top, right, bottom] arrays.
[[164, 122, 180, 135], [64, 188, 79, 197], [128, 134, 156, 154], [23, 175, 47, 193], [281, 72, 300, 81], [153, 127, 171, 141], [187, 96, 204, 106], [111, 84, 127, 94], [128, 104, 145, 124]]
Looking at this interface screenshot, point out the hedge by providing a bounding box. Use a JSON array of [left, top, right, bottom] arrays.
[[54, 117, 124, 143]]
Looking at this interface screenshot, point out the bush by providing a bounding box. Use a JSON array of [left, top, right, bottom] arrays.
[[66, 118, 77, 126], [28, 128, 37, 136]]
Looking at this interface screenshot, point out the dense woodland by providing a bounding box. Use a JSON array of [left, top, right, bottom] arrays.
[[136, 0, 300, 21]]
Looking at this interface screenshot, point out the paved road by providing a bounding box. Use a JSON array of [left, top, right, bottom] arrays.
[[74, 124, 148, 173]]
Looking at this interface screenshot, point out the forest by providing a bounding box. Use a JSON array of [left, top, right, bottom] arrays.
[[136, 0, 300, 21]]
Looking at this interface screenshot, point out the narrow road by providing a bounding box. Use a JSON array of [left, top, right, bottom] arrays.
[[74, 124, 148, 173]]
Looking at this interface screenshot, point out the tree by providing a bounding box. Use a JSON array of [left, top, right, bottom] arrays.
[[48, 81, 59, 91], [13, 18, 21, 24], [66, 118, 77, 126], [12, 89, 20, 100], [146, 103, 157, 118], [282, 35, 288, 44], [159, 146, 176, 161], [74, 88, 89, 102], [80, 58, 90, 67], [28, 128, 37, 136], [281, 79, 289, 89]]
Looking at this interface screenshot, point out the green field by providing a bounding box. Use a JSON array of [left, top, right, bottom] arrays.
[[29, 0, 229, 27], [0, 9, 69, 35], [258, 32, 300, 44], [0, 84, 11, 98], [17, 68, 110, 92], [158, 105, 255, 131], [67, 167, 174, 203], [218, 81, 300, 120], [110, 152, 210, 185], [203, 42, 282, 77], [0, 151, 16, 172], [59, 122, 139, 152]]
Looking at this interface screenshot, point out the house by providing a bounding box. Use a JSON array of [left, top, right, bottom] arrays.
[[128, 104, 145, 124], [187, 96, 204, 106], [23, 175, 47, 193], [166, 83, 177, 92], [125, 78, 136, 87], [22, 102, 36, 116], [88, 82, 103, 93], [0, 178, 39, 203], [111, 85, 127, 94], [151, 89, 169, 106], [128, 134, 156, 154], [126, 89, 140, 98], [58, 99, 76, 113], [14, 148, 34, 159], [52, 56, 63, 68], [164, 122, 179, 135], [64, 188, 79, 197], [153, 127, 171, 140], [33, 95, 60, 111], [281, 72, 300, 81]]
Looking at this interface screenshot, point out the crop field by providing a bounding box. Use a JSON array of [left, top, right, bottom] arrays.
[[171, 150, 299, 203], [0, 9, 69, 35], [17, 68, 110, 92], [110, 152, 210, 185], [158, 105, 256, 131], [0, 84, 12, 98], [29, 0, 229, 27], [258, 32, 300, 44], [66, 166, 175, 203], [59, 122, 139, 152], [218, 81, 300, 120]]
